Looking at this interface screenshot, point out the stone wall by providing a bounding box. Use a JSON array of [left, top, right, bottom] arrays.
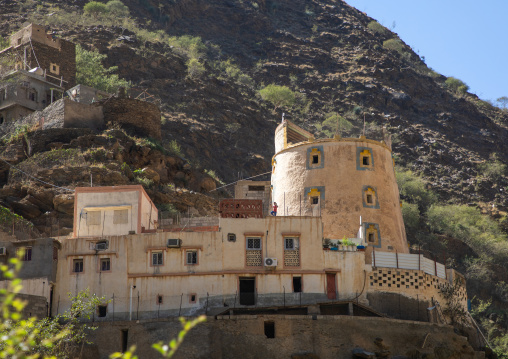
[[15, 293, 48, 319], [30, 37, 76, 90], [101, 98, 161, 140], [87, 315, 480, 359], [26, 128, 93, 155]]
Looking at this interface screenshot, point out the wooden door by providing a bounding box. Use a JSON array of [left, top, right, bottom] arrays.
[[326, 273, 336, 300]]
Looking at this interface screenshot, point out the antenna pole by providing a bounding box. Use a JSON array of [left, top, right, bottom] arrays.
[[363, 113, 366, 136]]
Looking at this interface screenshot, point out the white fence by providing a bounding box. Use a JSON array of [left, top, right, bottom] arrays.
[[372, 251, 446, 279]]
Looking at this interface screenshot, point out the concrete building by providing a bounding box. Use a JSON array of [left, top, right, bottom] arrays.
[[0, 69, 64, 127], [73, 185, 158, 238], [51, 122, 467, 324], [0, 23, 75, 128], [2, 23, 76, 89], [0, 236, 60, 318]]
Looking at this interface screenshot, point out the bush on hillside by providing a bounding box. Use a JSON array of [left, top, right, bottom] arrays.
[[445, 77, 469, 95], [396, 169, 437, 212], [106, 0, 129, 17], [477, 154, 506, 180], [186, 58, 205, 78], [367, 21, 389, 36], [83, 1, 108, 17], [427, 204, 508, 265], [383, 38, 404, 53]]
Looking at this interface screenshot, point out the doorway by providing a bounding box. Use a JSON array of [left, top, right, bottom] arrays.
[[326, 273, 336, 300], [239, 277, 256, 305]]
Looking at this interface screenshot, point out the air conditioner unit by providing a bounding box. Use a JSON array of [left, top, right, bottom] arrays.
[[264, 257, 277, 267], [167, 239, 181, 248], [95, 241, 108, 251], [0, 247, 6, 255]]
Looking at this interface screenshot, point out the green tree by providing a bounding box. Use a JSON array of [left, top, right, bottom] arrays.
[[76, 44, 130, 93], [320, 112, 353, 137], [401, 200, 420, 235], [106, 0, 129, 17], [383, 38, 404, 53], [496, 96, 508, 109], [396, 169, 437, 212], [83, 1, 109, 17], [258, 84, 296, 111], [445, 76, 469, 95]]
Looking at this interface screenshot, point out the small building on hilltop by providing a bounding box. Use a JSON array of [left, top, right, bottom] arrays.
[[0, 23, 75, 129], [51, 121, 467, 325]]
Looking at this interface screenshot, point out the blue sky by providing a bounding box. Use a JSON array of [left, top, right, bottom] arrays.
[[344, 0, 508, 103]]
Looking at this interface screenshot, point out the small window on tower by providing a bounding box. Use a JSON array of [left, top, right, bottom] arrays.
[[368, 233, 375, 242], [311, 196, 319, 205], [312, 155, 319, 164], [366, 194, 373, 204], [363, 156, 370, 166]]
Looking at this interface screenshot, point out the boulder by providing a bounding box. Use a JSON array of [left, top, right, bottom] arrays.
[[53, 194, 75, 215], [139, 167, 160, 184], [199, 176, 216, 193]]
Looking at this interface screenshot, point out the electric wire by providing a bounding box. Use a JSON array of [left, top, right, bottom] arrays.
[[0, 157, 74, 192], [28, 38, 41, 68], [209, 171, 271, 192]]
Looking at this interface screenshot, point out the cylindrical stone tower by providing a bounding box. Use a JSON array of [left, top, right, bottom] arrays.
[[271, 121, 408, 253]]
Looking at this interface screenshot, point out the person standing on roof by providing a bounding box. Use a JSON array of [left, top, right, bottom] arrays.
[[270, 202, 278, 216]]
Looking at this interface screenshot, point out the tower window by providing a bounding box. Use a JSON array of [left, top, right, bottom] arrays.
[[311, 196, 319, 205], [366, 194, 373, 204], [368, 233, 375, 242], [312, 155, 319, 164], [357, 147, 374, 170]]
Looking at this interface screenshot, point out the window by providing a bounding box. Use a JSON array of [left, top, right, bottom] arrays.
[[17, 247, 32, 261], [363, 186, 379, 209], [307, 146, 324, 169], [364, 223, 380, 247], [73, 259, 83, 273], [97, 304, 107, 317], [264, 321, 275, 338], [293, 277, 302, 293], [284, 237, 300, 267], [0, 88, 5, 101], [189, 294, 197, 303], [100, 258, 110, 272], [86, 211, 101, 225], [186, 250, 198, 265], [27, 88, 37, 102], [285, 238, 298, 250], [311, 196, 319, 205], [246, 237, 261, 250], [113, 209, 128, 224], [157, 295, 163, 304], [357, 147, 374, 170], [49, 63, 59, 75], [227, 233, 236, 242], [248, 185, 265, 191], [152, 251, 163, 266]]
